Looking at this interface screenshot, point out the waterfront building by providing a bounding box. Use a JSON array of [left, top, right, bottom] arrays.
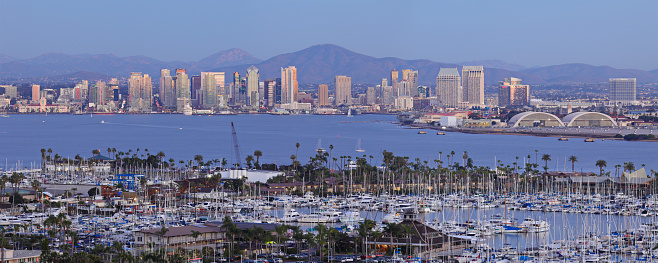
[[462, 66, 484, 105], [246, 65, 259, 107], [436, 68, 462, 108], [280, 66, 298, 104], [88, 80, 106, 107], [175, 71, 191, 112], [1, 85, 17, 99], [366, 86, 376, 105], [395, 96, 413, 110], [334, 75, 351, 106], [318, 84, 329, 106], [31, 85, 40, 102], [609, 78, 636, 105], [498, 77, 529, 107]]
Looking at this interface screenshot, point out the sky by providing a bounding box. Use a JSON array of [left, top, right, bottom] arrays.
[[0, 0, 656, 70]]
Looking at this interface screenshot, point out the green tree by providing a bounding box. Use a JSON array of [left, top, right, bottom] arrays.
[[595, 159, 607, 176], [568, 155, 578, 172]]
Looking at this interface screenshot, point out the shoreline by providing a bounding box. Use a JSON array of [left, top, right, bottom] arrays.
[[406, 123, 658, 142]]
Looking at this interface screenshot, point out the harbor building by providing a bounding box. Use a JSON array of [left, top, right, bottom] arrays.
[[507, 111, 564, 127], [562, 112, 617, 127], [609, 78, 636, 105]]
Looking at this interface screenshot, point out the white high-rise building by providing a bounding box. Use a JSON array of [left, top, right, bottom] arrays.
[[462, 66, 484, 105], [201, 72, 225, 109], [609, 78, 636, 105], [436, 68, 462, 108]]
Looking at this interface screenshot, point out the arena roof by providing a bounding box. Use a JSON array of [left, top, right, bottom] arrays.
[[508, 112, 564, 127], [562, 112, 617, 127]]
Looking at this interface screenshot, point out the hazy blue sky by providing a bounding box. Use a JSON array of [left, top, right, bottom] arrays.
[[1, 0, 656, 70]]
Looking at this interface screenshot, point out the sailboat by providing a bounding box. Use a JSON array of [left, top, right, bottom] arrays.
[[355, 138, 365, 152], [315, 139, 325, 152], [347, 108, 353, 117]]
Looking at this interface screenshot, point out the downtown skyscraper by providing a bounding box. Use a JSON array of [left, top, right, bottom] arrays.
[[201, 72, 225, 109], [436, 68, 462, 108], [160, 69, 175, 108], [246, 65, 259, 107], [462, 66, 485, 106], [334, 75, 351, 106], [129, 72, 152, 112], [609, 78, 636, 105], [280, 66, 298, 104], [498, 77, 529, 106], [175, 70, 191, 112]]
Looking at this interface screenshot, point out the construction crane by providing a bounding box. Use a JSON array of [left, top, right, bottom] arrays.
[[230, 122, 243, 169]]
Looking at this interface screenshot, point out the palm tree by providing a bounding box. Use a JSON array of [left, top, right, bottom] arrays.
[[624, 162, 636, 173], [541, 154, 551, 172], [31, 180, 40, 201], [295, 142, 300, 157], [568, 155, 578, 172], [194, 155, 203, 169], [595, 159, 607, 176], [254, 150, 263, 164]]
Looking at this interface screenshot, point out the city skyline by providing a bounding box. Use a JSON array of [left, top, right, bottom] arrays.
[[0, 1, 657, 70]]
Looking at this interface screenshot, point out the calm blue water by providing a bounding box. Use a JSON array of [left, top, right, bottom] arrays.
[[0, 114, 656, 173]]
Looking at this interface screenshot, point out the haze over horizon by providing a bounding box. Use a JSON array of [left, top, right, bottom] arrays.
[[1, 0, 657, 70]]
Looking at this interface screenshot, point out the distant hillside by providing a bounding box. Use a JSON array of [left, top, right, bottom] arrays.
[[521, 64, 658, 83], [0, 49, 261, 79], [212, 44, 544, 86], [651, 69, 658, 75], [0, 54, 16, 64], [2, 45, 656, 85], [459, 59, 526, 71]]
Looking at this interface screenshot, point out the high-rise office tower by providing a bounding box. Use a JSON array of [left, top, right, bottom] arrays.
[[318, 84, 329, 106], [366, 86, 376, 105], [334, 75, 351, 106], [109, 78, 119, 102], [141, 74, 152, 111], [383, 86, 394, 106], [2, 85, 17, 98], [436, 68, 462, 108], [263, 79, 277, 107], [201, 72, 225, 109], [80, 80, 89, 101], [609, 78, 636, 105], [281, 66, 298, 104], [498, 77, 529, 106], [401, 69, 418, 97], [175, 71, 191, 112], [159, 69, 170, 102], [32, 85, 40, 102], [128, 73, 143, 111], [191, 75, 201, 107], [390, 69, 399, 96], [462, 66, 484, 105], [162, 75, 175, 108], [246, 65, 259, 107]]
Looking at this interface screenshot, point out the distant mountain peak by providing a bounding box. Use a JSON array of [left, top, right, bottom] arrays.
[[197, 48, 262, 69]]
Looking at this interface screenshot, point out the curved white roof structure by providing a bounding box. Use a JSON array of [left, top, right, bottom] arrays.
[[508, 112, 564, 127], [562, 112, 617, 127]]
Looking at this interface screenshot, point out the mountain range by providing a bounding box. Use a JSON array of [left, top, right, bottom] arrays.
[[1, 44, 657, 85]]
